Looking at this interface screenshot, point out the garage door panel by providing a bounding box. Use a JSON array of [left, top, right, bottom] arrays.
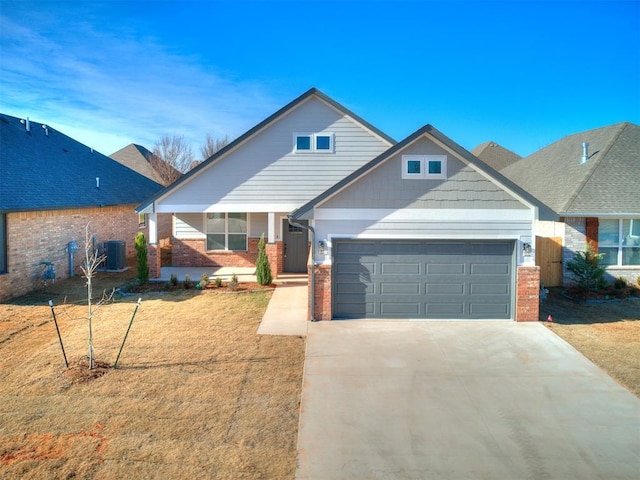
[[380, 282, 421, 294], [470, 263, 510, 275], [426, 303, 465, 315], [471, 283, 509, 295], [380, 302, 421, 315], [381, 262, 421, 275], [333, 240, 514, 320], [427, 283, 465, 294], [426, 263, 466, 275]]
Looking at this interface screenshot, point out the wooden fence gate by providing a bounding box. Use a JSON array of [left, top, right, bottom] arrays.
[[535, 236, 563, 287]]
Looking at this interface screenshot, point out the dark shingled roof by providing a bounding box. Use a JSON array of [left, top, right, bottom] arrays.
[[110, 143, 181, 185], [0, 113, 163, 213], [471, 141, 521, 171], [500, 122, 640, 216]]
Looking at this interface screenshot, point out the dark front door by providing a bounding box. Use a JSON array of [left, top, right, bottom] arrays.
[[283, 219, 308, 273]]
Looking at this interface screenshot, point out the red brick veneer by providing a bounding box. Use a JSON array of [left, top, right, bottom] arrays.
[[515, 266, 541, 322]]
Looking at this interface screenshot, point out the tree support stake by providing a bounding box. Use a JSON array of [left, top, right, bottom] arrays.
[[49, 300, 68, 368], [113, 298, 142, 369]]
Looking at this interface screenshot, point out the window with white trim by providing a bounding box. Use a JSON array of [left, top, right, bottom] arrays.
[[206, 213, 248, 251], [402, 155, 447, 179], [598, 218, 640, 266], [138, 213, 146, 228], [294, 133, 334, 153]]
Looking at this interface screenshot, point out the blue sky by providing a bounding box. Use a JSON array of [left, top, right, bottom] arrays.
[[1, 0, 638, 158]]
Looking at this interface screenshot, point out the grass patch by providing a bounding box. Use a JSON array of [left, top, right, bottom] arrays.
[[540, 288, 640, 397], [0, 284, 305, 479]]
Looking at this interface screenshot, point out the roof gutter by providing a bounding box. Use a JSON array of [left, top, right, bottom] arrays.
[[287, 216, 316, 322]]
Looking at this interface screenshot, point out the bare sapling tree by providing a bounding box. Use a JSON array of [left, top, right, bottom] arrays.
[[80, 224, 113, 369], [200, 133, 230, 160], [151, 134, 195, 185]]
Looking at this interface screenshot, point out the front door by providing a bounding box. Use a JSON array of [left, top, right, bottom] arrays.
[[283, 219, 308, 273]]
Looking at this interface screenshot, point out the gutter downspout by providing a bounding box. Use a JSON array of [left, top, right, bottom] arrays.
[[287, 216, 316, 321]]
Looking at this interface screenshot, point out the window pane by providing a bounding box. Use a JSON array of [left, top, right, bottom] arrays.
[[622, 247, 640, 265], [599, 247, 618, 266], [207, 234, 225, 251], [316, 135, 331, 150], [207, 213, 225, 233], [296, 136, 311, 150], [228, 213, 246, 233], [407, 160, 421, 174], [428, 161, 442, 174], [228, 234, 247, 251], [598, 219, 619, 245]]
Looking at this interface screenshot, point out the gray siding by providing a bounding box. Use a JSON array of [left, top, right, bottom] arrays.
[[174, 213, 205, 239], [158, 97, 392, 211], [322, 138, 527, 210]]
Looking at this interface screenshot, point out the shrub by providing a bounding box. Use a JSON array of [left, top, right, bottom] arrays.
[[214, 276, 222, 288], [183, 274, 194, 289], [170, 274, 178, 286], [228, 274, 239, 291], [134, 232, 149, 285], [566, 245, 606, 292], [256, 233, 273, 286], [613, 277, 627, 290]]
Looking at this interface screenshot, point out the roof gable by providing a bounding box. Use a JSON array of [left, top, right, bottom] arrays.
[[292, 125, 556, 221], [138, 88, 395, 213], [501, 122, 639, 215], [0, 114, 163, 213]]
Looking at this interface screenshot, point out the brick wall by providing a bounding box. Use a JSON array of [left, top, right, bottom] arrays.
[[167, 237, 283, 276], [312, 264, 332, 321], [0, 205, 146, 302], [516, 266, 540, 322]]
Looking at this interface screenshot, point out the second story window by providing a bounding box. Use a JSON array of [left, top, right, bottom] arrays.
[[294, 133, 334, 153]]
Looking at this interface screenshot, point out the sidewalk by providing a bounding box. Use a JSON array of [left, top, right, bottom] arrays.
[[257, 278, 308, 337]]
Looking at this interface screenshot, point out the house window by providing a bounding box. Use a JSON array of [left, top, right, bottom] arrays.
[[402, 155, 447, 179], [598, 218, 640, 266], [206, 213, 247, 251], [138, 213, 146, 228], [294, 133, 334, 153], [0, 214, 6, 274]]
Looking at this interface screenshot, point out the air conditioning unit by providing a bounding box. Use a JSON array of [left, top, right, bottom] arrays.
[[104, 241, 126, 270]]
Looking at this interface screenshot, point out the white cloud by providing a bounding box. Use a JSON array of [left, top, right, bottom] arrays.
[[0, 12, 281, 157]]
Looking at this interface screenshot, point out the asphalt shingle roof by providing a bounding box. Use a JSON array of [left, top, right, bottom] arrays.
[[471, 141, 521, 171], [0, 114, 163, 212], [110, 143, 166, 184], [500, 122, 640, 216]]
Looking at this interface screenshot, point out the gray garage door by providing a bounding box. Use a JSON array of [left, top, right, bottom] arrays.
[[333, 240, 515, 319]]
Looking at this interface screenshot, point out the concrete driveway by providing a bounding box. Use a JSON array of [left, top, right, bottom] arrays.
[[296, 321, 640, 480]]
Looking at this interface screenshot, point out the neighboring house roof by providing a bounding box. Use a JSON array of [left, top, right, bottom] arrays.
[[500, 122, 640, 216], [137, 87, 396, 213], [110, 143, 167, 184], [291, 124, 557, 221], [471, 141, 521, 171], [0, 114, 163, 213]]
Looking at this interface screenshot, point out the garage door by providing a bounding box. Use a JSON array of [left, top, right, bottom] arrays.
[[333, 240, 515, 319]]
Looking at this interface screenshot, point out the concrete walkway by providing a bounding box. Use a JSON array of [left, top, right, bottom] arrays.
[[257, 278, 308, 337], [296, 321, 640, 479]]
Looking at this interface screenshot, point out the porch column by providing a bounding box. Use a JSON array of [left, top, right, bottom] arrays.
[[267, 212, 276, 243], [148, 213, 161, 279]]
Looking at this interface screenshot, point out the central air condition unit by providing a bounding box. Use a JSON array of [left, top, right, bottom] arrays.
[[104, 241, 126, 270]]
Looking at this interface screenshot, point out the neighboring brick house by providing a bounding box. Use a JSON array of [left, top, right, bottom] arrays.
[[501, 122, 640, 288], [0, 114, 163, 301], [138, 89, 555, 321]]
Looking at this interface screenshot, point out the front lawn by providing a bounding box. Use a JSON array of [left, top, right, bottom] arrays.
[[0, 280, 305, 479]]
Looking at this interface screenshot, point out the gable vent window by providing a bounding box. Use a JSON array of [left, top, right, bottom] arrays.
[[402, 155, 447, 180], [294, 133, 334, 153]]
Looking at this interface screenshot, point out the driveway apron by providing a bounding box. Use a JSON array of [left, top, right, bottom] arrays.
[[296, 321, 640, 480]]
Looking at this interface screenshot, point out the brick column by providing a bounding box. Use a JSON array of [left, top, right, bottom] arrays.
[[516, 266, 540, 322], [586, 217, 599, 251], [312, 264, 332, 321], [266, 242, 283, 278], [148, 244, 161, 279]]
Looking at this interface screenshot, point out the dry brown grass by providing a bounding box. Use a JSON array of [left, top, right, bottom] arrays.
[[540, 289, 640, 397], [0, 269, 305, 479]]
